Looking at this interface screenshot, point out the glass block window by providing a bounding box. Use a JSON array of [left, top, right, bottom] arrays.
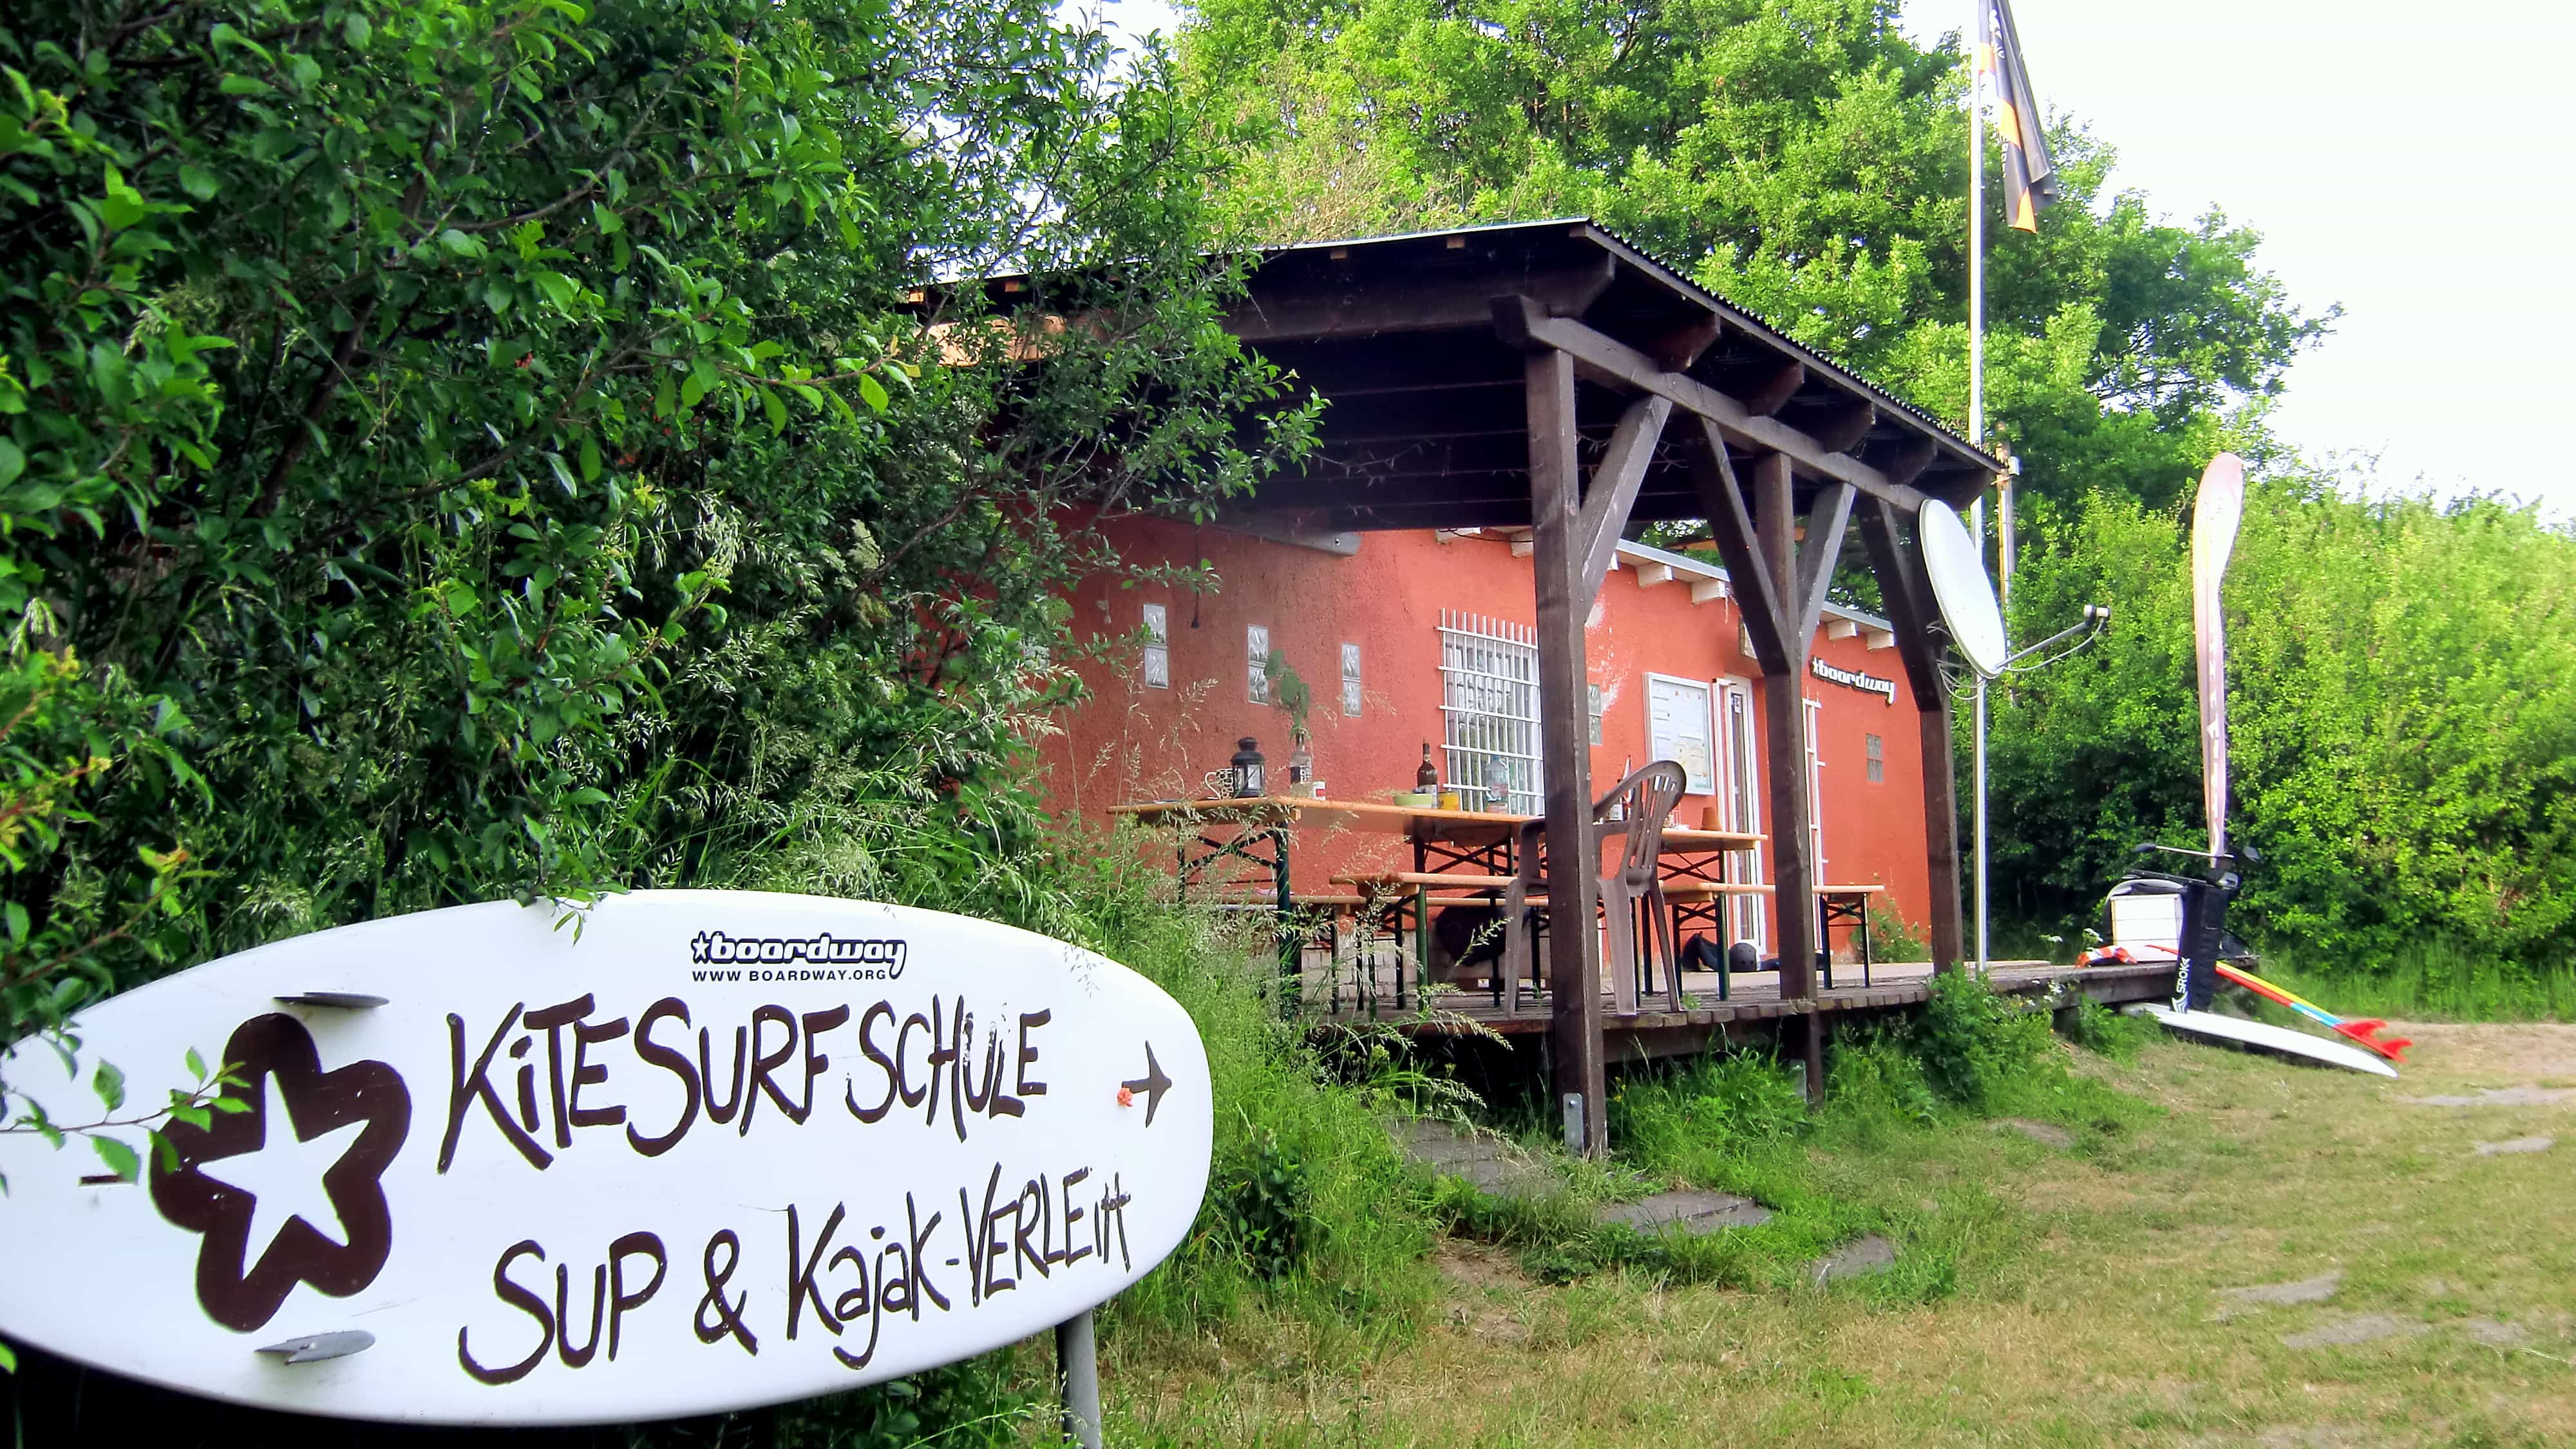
[[1866, 732, 1884, 783], [1142, 604, 1170, 689], [1246, 624, 1270, 703], [1340, 642, 1363, 717]]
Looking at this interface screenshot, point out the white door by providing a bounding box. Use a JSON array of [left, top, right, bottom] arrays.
[[1716, 678, 1764, 951]]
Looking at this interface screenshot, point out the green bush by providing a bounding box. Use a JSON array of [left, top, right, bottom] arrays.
[[0, 0, 1307, 1141], [1907, 971, 2055, 1109], [1611, 1048, 1808, 1173], [1992, 481, 2576, 1000], [1209, 1122, 1311, 1280], [2058, 996, 2157, 1059]]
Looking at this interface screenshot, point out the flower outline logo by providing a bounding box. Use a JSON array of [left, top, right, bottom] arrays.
[[148, 1013, 411, 1332]]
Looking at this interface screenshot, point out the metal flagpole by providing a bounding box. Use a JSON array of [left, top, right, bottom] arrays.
[[1968, 0, 1985, 458], [1974, 674, 1989, 972], [1967, 0, 1993, 972]]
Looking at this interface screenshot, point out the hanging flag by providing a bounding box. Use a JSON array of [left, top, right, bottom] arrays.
[[1976, 0, 2060, 232]]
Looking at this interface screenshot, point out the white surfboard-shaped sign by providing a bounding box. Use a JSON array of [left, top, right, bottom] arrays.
[[0, 891, 1212, 1425]]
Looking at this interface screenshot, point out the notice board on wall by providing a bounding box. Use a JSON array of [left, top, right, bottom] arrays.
[[1645, 674, 1716, 795]]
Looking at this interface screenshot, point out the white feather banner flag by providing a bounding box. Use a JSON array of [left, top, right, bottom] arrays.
[[2190, 454, 2247, 864]]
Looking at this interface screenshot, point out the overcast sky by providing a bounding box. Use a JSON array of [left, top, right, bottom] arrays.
[[1091, 0, 2576, 515]]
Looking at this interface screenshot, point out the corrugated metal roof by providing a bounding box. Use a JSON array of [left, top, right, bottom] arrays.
[[1245, 216, 1987, 467]]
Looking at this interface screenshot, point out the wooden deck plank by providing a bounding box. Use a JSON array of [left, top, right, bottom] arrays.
[[1307, 960, 2175, 1057]]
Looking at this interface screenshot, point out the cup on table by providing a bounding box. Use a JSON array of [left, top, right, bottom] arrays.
[[1437, 788, 1462, 811]]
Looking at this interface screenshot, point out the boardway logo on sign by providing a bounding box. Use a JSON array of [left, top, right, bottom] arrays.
[[1808, 655, 1898, 705], [0, 892, 1211, 1426]]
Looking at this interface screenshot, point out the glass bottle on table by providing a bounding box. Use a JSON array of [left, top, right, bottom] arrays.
[[1416, 743, 1438, 791], [1288, 728, 1313, 796]]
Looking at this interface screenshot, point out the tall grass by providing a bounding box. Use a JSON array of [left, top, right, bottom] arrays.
[[2254, 939, 2576, 1023]]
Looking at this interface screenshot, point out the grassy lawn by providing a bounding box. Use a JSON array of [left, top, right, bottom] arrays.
[[1114, 1023, 2576, 1447]]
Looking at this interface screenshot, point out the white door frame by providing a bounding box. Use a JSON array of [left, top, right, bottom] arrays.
[[1803, 695, 1826, 880], [1716, 676, 1765, 951]]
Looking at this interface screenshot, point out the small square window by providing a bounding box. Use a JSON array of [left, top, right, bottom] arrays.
[[1865, 732, 1884, 783]]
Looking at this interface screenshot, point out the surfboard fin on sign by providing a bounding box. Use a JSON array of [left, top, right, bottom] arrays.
[[257, 1331, 375, 1365]]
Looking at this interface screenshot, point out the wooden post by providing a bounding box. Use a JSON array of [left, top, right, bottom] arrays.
[[1687, 422, 1848, 1103], [1523, 346, 1607, 1156], [1857, 497, 1965, 974], [1751, 453, 1825, 1096]]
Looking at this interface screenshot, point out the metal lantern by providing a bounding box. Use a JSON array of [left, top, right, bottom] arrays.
[[1229, 737, 1265, 798]]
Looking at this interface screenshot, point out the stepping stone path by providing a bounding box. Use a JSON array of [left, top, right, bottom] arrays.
[[1991, 1118, 2074, 1148], [2472, 1135, 2555, 1156], [2217, 1271, 2342, 1319], [2280, 1314, 2427, 1350], [1388, 1119, 1555, 1197], [2405, 1086, 2575, 1108], [2460, 1317, 2529, 1347], [1387, 1120, 1774, 1236], [1811, 1234, 1897, 1285], [1600, 1189, 1772, 1234]]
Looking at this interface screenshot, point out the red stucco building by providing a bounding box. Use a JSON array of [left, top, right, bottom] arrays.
[[1034, 517, 1932, 956]]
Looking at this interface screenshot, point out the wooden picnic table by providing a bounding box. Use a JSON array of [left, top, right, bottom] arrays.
[[1112, 795, 1776, 1009], [1109, 797, 1765, 887]]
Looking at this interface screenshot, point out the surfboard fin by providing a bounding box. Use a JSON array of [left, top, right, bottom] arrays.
[[2331, 1018, 2411, 1063]]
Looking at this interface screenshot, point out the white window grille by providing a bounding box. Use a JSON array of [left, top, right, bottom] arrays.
[[1340, 642, 1363, 717], [1246, 625, 1270, 703], [1141, 604, 1170, 689], [1438, 611, 1542, 815]]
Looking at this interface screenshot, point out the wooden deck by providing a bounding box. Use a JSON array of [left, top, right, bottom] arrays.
[[1310, 960, 2177, 1062]]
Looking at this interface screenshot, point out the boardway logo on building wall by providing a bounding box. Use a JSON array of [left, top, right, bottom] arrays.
[[0, 892, 1211, 1427], [1809, 656, 1898, 705]]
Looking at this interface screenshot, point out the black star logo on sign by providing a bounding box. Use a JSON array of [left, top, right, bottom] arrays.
[[149, 1013, 412, 1332]]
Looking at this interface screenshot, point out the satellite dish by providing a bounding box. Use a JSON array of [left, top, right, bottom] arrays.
[[1918, 500, 2008, 677]]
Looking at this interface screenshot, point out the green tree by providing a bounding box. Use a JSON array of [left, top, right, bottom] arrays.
[[1179, 0, 2328, 511], [1, 0, 1303, 1155], [1992, 475, 2576, 985]]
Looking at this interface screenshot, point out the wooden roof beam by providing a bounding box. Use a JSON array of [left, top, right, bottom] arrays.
[[1575, 395, 1672, 605], [1492, 297, 1927, 514], [1645, 313, 1723, 372], [1875, 436, 1939, 489], [1812, 401, 1877, 457], [1232, 257, 1615, 343], [1745, 363, 1806, 418]]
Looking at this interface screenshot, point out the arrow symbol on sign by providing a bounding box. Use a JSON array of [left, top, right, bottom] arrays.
[[1121, 1043, 1173, 1128]]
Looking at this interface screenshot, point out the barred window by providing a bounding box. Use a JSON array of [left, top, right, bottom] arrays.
[[1438, 611, 1541, 814]]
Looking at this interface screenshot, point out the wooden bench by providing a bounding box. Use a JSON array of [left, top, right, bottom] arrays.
[[1665, 882, 1888, 993], [1327, 873, 1519, 1006]]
